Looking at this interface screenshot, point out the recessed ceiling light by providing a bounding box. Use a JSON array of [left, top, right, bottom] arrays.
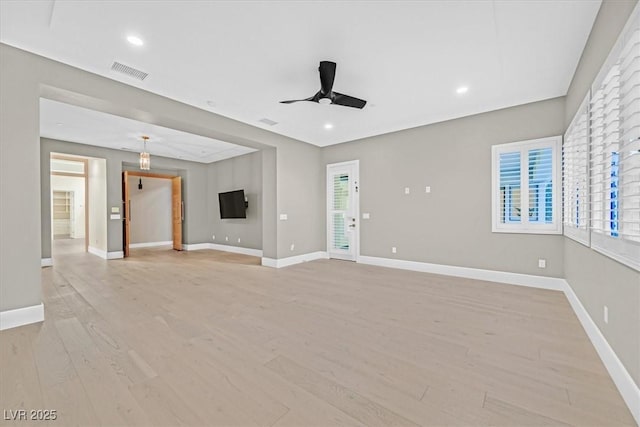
[[324, 123, 334, 130], [456, 86, 469, 94], [126, 35, 144, 46]]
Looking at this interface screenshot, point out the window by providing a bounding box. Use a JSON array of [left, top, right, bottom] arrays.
[[563, 95, 590, 245], [492, 136, 562, 234], [587, 11, 640, 271]]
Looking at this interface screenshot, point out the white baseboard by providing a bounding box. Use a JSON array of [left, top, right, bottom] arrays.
[[107, 251, 124, 260], [41, 258, 53, 268], [129, 241, 172, 249], [0, 303, 44, 331], [355, 254, 638, 424], [357, 255, 565, 291], [209, 243, 262, 257], [88, 246, 107, 259], [183, 243, 211, 251], [182, 242, 262, 257], [563, 281, 640, 425], [262, 251, 329, 268], [88, 247, 123, 260]]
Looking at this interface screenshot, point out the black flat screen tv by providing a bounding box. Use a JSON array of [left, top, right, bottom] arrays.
[[219, 189, 247, 219]]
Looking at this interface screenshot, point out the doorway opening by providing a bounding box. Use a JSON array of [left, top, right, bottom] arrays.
[[122, 171, 184, 257], [50, 154, 88, 256], [327, 160, 360, 261]]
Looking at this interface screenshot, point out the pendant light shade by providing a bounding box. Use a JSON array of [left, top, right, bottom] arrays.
[[139, 135, 150, 170]]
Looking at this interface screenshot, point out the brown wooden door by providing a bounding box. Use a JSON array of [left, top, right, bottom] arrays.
[[122, 171, 131, 257], [172, 176, 183, 251]]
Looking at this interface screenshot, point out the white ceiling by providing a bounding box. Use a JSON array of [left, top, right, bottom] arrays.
[[40, 99, 256, 164], [2, 1, 601, 147]]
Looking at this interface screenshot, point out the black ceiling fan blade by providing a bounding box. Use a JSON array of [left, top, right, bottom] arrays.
[[332, 92, 367, 109], [319, 61, 336, 95], [280, 93, 319, 104]]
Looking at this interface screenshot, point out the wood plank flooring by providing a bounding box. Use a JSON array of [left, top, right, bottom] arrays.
[[0, 239, 635, 426]]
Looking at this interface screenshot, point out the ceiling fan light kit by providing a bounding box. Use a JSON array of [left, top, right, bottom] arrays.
[[281, 61, 367, 109]]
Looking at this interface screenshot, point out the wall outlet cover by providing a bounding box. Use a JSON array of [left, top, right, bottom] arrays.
[[279, 213, 288, 220], [362, 213, 370, 219], [392, 247, 397, 253], [404, 187, 410, 195], [425, 186, 431, 193]]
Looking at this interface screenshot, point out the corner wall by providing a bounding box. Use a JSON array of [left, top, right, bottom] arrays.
[[322, 97, 566, 277], [563, 0, 640, 388]]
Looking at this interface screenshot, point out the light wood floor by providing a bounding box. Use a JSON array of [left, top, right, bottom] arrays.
[[1, 240, 635, 426]]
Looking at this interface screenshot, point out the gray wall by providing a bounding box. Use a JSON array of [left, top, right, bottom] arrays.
[[208, 151, 263, 251], [41, 138, 211, 257], [0, 40, 326, 314], [562, 0, 640, 388], [323, 97, 566, 277], [128, 176, 172, 245], [0, 46, 41, 312]]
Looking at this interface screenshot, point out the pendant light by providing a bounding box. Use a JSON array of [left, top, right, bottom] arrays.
[[139, 135, 150, 170]]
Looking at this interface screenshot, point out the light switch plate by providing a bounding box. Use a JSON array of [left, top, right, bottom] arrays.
[[404, 187, 410, 195], [425, 186, 431, 193], [279, 213, 288, 220], [362, 213, 370, 219]]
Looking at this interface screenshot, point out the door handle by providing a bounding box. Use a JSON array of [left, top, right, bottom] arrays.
[[348, 224, 356, 228]]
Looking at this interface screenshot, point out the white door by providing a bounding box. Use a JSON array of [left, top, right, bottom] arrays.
[[327, 160, 359, 261]]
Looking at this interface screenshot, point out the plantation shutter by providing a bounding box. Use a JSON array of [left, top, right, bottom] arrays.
[[563, 95, 590, 245], [589, 15, 640, 270]]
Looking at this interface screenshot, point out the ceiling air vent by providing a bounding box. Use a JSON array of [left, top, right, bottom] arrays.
[[259, 118, 278, 126], [111, 61, 148, 81]]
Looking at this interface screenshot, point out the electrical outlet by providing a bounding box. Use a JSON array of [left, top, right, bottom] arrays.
[[212, 235, 215, 240], [362, 213, 370, 219], [237, 238, 241, 243], [404, 187, 410, 195], [290, 244, 295, 251], [425, 186, 431, 193], [538, 259, 546, 268], [279, 213, 288, 220], [392, 247, 397, 254], [604, 306, 609, 324], [225, 236, 229, 241]]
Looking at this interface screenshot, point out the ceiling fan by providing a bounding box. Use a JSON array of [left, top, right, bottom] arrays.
[[280, 61, 367, 109]]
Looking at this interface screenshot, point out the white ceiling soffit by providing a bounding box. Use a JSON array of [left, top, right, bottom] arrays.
[[40, 99, 256, 164], [2, 1, 601, 147]]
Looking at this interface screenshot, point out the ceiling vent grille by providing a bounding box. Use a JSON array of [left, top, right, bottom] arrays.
[[259, 118, 278, 126], [111, 61, 148, 81]]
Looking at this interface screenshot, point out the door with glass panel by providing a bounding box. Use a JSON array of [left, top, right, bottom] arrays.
[[327, 161, 359, 261]]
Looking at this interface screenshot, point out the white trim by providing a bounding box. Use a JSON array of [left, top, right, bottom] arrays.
[[209, 243, 262, 257], [107, 251, 124, 259], [357, 255, 565, 290], [182, 243, 211, 251], [182, 243, 262, 257], [129, 241, 173, 249], [262, 251, 329, 268], [0, 303, 44, 331], [41, 258, 53, 267], [88, 246, 107, 259], [88, 247, 123, 260], [491, 136, 562, 235], [326, 160, 360, 261], [563, 281, 640, 426], [356, 254, 639, 424]]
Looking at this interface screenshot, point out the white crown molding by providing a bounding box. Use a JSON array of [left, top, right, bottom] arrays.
[[0, 303, 44, 331]]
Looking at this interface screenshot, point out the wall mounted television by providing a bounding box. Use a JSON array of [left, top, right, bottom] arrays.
[[219, 189, 247, 219]]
